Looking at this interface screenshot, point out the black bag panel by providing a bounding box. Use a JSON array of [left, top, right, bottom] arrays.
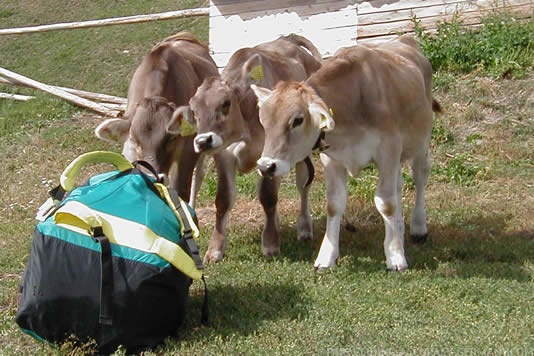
[[97, 264, 192, 353], [16, 229, 192, 353], [16, 229, 101, 342]]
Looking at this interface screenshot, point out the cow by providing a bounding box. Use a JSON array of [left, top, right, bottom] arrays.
[[174, 34, 322, 263], [95, 32, 219, 203], [251, 35, 442, 271]]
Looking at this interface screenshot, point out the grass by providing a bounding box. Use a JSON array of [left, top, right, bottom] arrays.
[[1, 2, 533, 355]]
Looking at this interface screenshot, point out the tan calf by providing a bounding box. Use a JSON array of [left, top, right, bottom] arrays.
[[252, 35, 442, 271], [95, 32, 219, 203], [175, 34, 322, 262]]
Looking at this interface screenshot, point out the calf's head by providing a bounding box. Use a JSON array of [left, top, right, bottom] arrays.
[[251, 82, 334, 177], [176, 77, 249, 154], [95, 96, 194, 176]]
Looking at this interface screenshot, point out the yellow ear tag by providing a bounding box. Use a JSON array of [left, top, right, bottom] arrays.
[[179, 120, 197, 136], [249, 65, 264, 81]]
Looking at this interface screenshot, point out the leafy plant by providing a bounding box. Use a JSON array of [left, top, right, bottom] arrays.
[[414, 12, 534, 78]]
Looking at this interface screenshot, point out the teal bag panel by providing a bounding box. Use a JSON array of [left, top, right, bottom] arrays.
[[37, 218, 170, 268], [62, 171, 181, 244]]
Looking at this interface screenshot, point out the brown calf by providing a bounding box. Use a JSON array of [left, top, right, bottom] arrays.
[[175, 34, 322, 262], [95, 32, 219, 202], [252, 35, 441, 271]]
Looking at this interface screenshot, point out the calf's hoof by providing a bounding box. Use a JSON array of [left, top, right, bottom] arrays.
[[203, 249, 224, 264], [387, 264, 409, 273], [298, 231, 313, 241], [386, 254, 408, 272], [314, 260, 338, 273], [313, 256, 338, 272], [411, 233, 428, 244], [263, 245, 280, 257]]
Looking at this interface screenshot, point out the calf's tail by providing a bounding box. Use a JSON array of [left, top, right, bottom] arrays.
[[432, 98, 442, 113]]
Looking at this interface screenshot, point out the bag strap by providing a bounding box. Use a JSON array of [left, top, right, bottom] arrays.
[[153, 183, 209, 324], [167, 186, 203, 270], [91, 226, 114, 326]]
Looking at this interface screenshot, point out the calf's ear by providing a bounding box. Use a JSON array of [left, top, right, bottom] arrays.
[[95, 118, 130, 143], [168, 106, 197, 136], [250, 84, 272, 108], [308, 102, 335, 132], [242, 53, 264, 82]]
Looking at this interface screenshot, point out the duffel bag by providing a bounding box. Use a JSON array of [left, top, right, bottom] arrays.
[[15, 151, 207, 354]]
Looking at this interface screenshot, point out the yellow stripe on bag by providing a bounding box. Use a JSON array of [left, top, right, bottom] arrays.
[[54, 201, 202, 280], [154, 183, 199, 239]]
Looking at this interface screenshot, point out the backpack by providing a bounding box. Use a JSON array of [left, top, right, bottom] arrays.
[[15, 151, 207, 354]]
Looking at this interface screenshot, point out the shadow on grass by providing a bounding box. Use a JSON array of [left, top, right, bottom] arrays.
[[408, 214, 533, 282], [277, 207, 533, 282], [178, 280, 308, 342]]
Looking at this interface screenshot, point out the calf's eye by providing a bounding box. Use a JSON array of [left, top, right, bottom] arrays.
[[221, 100, 231, 115], [291, 116, 304, 128]]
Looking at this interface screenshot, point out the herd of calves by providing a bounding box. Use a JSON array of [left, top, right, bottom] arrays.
[[95, 31, 442, 272]]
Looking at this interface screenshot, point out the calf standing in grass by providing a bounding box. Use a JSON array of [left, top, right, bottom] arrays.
[[95, 32, 219, 203], [252, 35, 441, 271], [174, 34, 322, 262]]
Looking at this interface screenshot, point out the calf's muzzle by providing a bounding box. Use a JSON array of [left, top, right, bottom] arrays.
[[256, 157, 277, 177], [194, 133, 213, 152]]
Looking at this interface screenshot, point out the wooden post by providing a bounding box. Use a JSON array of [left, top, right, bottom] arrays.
[[0, 77, 126, 105], [0, 92, 34, 101], [0, 67, 122, 117]]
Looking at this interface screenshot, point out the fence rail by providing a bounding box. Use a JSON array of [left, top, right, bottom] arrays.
[[0, 8, 209, 36], [0, 7, 209, 116]]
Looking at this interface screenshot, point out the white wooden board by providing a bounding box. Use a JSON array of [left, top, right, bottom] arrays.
[[209, 0, 533, 69]]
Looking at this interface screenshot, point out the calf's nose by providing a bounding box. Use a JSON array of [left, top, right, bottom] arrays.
[[257, 158, 276, 177], [194, 134, 213, 152]]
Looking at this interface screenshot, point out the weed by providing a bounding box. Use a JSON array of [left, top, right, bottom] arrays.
[[431, 119, 455, 146], [463, 103, 485, 122], [432, 152, 487, 186], [414, 13, 534, 78], [347, 166, 377, 202], [466, 132, 483, 144]]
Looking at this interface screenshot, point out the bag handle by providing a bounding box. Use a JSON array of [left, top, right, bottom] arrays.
[[60, 151, 133, 192]]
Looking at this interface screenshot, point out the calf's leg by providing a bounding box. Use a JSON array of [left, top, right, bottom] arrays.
[[375, 157, 408, 271], [189, 153, 207, 209], [204, 150, 236, 263], [409, 151, 430, 243], [314, 155, 347, 269], [258, 175, 281, 256], [295, 160, 313, 240]]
